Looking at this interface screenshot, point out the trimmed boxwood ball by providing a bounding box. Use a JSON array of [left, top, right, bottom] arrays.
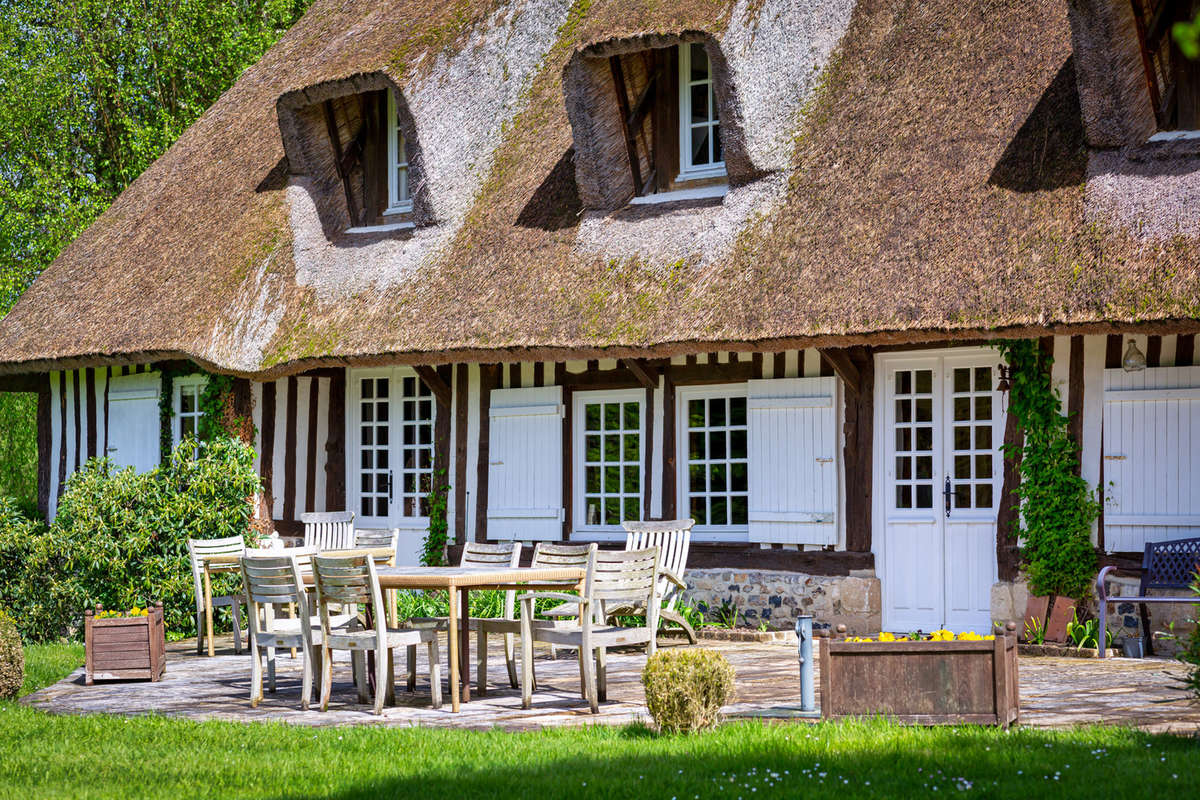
[[642, 648, 735, 733], [0, 609, 23, 699]]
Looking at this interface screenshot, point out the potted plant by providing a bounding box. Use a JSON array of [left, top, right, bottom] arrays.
[[84, 602, 166, 685]]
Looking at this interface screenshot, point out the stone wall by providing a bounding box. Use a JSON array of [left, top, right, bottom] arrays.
[[682, 568, 881, 635]]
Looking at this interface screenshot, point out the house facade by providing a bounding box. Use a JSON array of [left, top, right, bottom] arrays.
[[2, 0, 1199, 637]]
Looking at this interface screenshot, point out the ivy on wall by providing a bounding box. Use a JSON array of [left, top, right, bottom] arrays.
[[995, 340, 1100, 600], [158, 365, 252, 462], [421, 468, 450, 567]]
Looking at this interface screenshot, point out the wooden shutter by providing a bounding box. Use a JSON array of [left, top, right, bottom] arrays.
[[487, 386, 564, 541], [746, 377, 838, 545], [1103, 366, 1200, 552], [106, 373, 161, 473]]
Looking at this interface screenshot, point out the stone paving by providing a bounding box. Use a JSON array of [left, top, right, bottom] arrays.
[[21, 634, 1200, 733]]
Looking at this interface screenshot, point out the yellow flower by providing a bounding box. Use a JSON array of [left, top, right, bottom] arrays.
[[878, 631, 896, 642]]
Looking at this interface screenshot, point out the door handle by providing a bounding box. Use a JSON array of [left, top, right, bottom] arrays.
[[943, 475, 952, 518]]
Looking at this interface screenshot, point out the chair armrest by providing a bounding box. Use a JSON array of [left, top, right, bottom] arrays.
[[1096, 565, 1118, 603], [660, 567, 687, 590]]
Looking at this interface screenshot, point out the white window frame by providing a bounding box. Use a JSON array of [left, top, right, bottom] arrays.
[[676, 382, 749, 542], [385, 90, 413, 215], [572, 388, 646, 540], [348, 367, 435, 528], [172, 375, 207, 447], [677, 42, 726, 183]]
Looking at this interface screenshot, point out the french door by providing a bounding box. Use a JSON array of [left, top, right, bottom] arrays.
[[349, 368, 435, 564], [878, 350, 1002, 633]]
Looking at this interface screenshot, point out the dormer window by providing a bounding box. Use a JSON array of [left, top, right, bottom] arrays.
[[1132, 0, 1200, 136], [679, 43, 724, 181], [386, 90, 412, 214]]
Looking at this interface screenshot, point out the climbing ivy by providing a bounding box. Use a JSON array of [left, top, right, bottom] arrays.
[[159, 366, 250, 462], [994, 340, 1100, 600], [421, 468, 450, 566]]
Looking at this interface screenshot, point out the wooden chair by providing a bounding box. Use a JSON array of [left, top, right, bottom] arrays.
[[187, 536, 245, 655], [543, 520, 697, 643], [312, 553, 441, 714], [354, 528, 400, 626], [520, 546, 673, 713], [475, 542, 592, 695], [240, 552, 349, 709], [402, 541, 521, 689], [301, 511, 355, 551]]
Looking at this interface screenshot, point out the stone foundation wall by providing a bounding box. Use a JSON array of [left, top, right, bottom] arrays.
[[682, 568, 881, 635]]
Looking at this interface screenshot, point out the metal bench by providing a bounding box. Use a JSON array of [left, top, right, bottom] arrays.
[[1096, 536, 1200, 657]]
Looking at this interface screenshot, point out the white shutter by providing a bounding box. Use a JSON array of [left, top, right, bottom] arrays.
[[747, 377, 838, 544], [486, 385, 564, 541], [106, 372, 162, 473], [1103, 366, 1200, 552]]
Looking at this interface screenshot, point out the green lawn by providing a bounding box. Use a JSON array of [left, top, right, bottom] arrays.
[[1, 644, 1197, 799]]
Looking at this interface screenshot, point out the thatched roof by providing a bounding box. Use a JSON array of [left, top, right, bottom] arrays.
[[2, 0, 1198, 378]]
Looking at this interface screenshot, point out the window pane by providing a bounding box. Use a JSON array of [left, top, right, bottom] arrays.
[[181, 391, 195, 414], [708, 398, 726, 427], [361, 498, 372, 516], [586, 466, 601, 493], [623, 466, 639, 493], [623, 402, 640, 430], [896, 399, 912, 423], [690, 84, 708, 123], [955, 455, 971, 479], [689, 464, 707, 493], [376, 498, 388, 517], [896, 457, 912, 480], [623, 433, 640, 462], [895, 371, 911, 395], [362, 404, 374, 423], [916, 484, 933, 509], [954, 483, 972, 509], [895, 427, 911, 452], [604, 498, 620, 526], [975, 425, 992, 449], [709, 431, 726, 460], [896, 485, 912, 509], [915, 456, 932, 479], [710, 497, 728, 526], [954, 426, 970, 450], [585, 404, 601, 431], [690, 43, 708, 81], [710, 463, 727, 493], [713, 123, 722, 162], [182, 417, 195, 436], [585, 434, 601, 462], [915, 370, 932, 394], [689, 431, 706, 459], [729, 398, 746, 426], [376, 380, 388, 399], [730, 429, 747, 459], [623, 497, 640, 522], [362, 380, 374, 399], [604, 434, 620, 461], [976, 484, 994, 508], [953, 397, 970, 421], [361, 450, 373, 469], [730, 462, 747, 492], [915, 398, 932, 422], [975, 454, 993, 480], [604, 403, 620, 430], [975, 367, 992, 392], [975, 396, 992, 421], [730, 495, 747, 525], [954, 368, 970, 393], [690, 497, 707, 525], [688, 399, 705, 427], [691, 126, 710, 165]]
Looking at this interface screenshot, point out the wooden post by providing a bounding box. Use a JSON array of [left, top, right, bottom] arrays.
[[36, 379, 51, 520], [842, 347, 873, 552]]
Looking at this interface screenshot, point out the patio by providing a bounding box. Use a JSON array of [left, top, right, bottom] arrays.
[[21, 633, 1200, 734]]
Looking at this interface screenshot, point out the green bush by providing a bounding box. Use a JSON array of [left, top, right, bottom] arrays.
[[0, 609, 23, 699], [1177, 572, 1200, 703], [0, 436, 262, 641], [641, 648, 735, 733]]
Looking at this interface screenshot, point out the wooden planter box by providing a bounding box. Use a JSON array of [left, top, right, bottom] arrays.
[[84, 603, 166, 685], [819, 629, 1019, 726]]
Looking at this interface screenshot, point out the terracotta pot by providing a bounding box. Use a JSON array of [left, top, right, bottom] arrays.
[[1021, 595, 1050, 642], [1043, 595, 1077, 643]]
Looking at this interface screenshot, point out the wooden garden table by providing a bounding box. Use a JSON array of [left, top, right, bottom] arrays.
[[371, 565, 586, 712]]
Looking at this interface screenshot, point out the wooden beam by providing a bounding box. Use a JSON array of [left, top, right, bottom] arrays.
[[627, 67, 659, 132], [1129, 0, 1164, 125], [453, 364, 468, 545], [474, 365, 500, 542], [842, 347, 873, 552], [609, 55, 644, 196], [323, 100, 360, 226], [36, 380, 50, 520], [324, 370, 346, 513], [818, 348, 861, 395], [414, 365, 452, 408], [0, 374, 44, 393], [621, 358, 659, 391]]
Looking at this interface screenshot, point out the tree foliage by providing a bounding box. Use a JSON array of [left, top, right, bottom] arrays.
[[0, 0, 309, 512], [995, 340, 1100, 600]]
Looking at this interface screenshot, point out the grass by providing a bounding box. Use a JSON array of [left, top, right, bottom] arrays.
[[18, 642, 84, 698], [2, 645, 1198, 798]]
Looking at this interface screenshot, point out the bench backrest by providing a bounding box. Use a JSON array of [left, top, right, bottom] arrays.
[[1140, 536, 1200, 593]]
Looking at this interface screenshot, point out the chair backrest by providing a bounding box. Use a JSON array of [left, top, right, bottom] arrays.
[[240, 554, 309, 635], [585, 546, 661, 624], [1140, 536, 1200, 593], [312, 553, 385, 638], [460, 542, 522, 617], [623, 519, 694, 610], [246, 545, 318, 573], [530, 542, 593, 569], [301, 511, 356, 551], [187, 536, 246, 609], [354, 528, 399, 550], [459, 541, 522, 568]]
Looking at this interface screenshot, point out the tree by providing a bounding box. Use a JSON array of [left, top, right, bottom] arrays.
[[0, 0, 309, 514]]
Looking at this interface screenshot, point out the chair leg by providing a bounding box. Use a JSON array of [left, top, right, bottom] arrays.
[[249, 636, 262, 708], [596, 647, 607, 703], [300, 642, 312, 711], [580, 645, 598, 714], [373, 648, 387, 716], [385, 647, 397, 707], [231, 602, 243, 655], [352, 651, 369, 704], [406, 644, 417, 692], [196, 611, 205, 655], [577, 648, 588, 700], [428, 638, 442, 709], [266, 646, 276, 693], [476, 625, 488, 696], [504, 631, 518, 689], [319, 645, 333, 712], [521, 626, 534, 709], [661, 609, 698, 644]]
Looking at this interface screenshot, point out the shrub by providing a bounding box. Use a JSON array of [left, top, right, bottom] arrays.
[[0, 436, 262, 641], [641, 648, 735, 733], [1178, 572, 1200, 703], [0, 608, 23, 699]]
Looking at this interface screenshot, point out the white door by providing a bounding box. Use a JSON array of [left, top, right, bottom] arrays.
[[106, 373, 161, 472], [487, 386, 564, 541], [879, 350, 1002, 633], [349, 369, 435, 565]]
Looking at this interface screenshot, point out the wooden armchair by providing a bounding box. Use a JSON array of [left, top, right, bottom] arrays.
[[187, 536, 245, 655], [301, 511, 355, 551], [519, 546, 672, 713]]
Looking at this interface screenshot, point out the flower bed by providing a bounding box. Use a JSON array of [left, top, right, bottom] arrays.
[[819, 625, 1019, 726], [84, 603, 165, 685]]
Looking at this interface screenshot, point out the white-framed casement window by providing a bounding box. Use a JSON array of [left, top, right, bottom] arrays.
[[351, 368, 434, 525], [172, 375, 207, 447], [677, 42, 725, 182], [573, 389, 645, 536], [386, 90, 412, 214], [677, 383, 748, 538]]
